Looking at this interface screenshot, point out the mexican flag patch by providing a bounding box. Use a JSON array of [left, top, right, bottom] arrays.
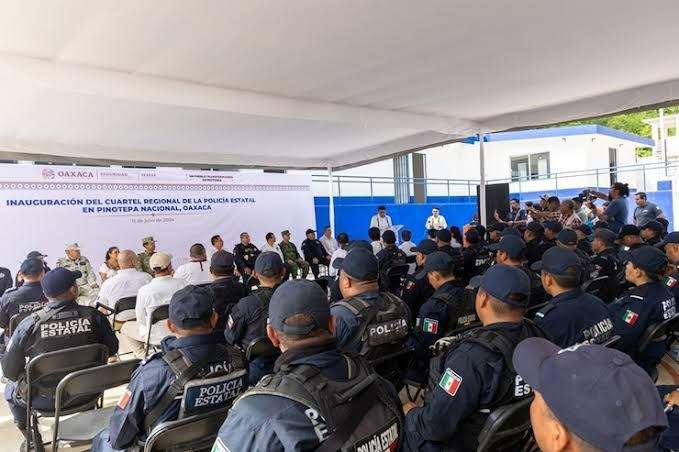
[[623, 310, 639, 325], [423, 318, 439, 334], [666, 276, 678, 289], [439, 368, 463, 397]]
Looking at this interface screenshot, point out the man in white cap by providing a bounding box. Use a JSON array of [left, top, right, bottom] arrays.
[[120, 252, 186, 358], [56, 242, 99, 305]]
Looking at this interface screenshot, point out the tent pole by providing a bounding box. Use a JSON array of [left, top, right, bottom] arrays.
[[327, 166, 336, 235], [478, 133, 487, 226]]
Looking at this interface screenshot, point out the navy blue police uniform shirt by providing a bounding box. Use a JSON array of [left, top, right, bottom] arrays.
[[0, 267, 12, 297], [0, 282, 47, 335], [413, 281, 463, 361], [331, 290, 411, 353], [94, 332, 239, 451], [534, 289, 614, 347], [608, 282, 676, 367], [214, 340, 402, 451], [404, 322, 531, 451]]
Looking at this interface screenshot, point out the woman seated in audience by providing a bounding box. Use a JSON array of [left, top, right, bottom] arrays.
[[99, 246, 120, 282]]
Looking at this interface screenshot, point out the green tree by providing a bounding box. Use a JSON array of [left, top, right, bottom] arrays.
[[563, 106, 679, 137]]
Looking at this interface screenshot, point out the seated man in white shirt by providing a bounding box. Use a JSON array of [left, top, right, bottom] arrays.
[[174, 243, 211, 285], [329, 232, 350, 278], [369, 227, 384, 255], [398, 229, 417, 274], [319, 226, 339, 256], [261, 232, 285, 261], [120, 252, 187, 358], [96, 249, 152, 324]]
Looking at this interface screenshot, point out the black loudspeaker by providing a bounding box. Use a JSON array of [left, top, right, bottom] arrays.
[[476, 183, 510, 225]]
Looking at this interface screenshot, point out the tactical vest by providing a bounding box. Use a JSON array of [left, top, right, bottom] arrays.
[[144, 344, 248, 432], [236, 355, 402, 452], [244, 288, 274, 340], [430, 286, 478, 334], [25, 304, 101, 360], [332, 292, 410, 362], [16, 298, 49, 315], [427, 320, 547, 451]]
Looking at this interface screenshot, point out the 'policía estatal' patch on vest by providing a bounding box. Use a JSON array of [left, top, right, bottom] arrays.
[[18, 301, 47, 313], [186, 375, 246, 409], [662, 297, 677, 319], [305, 407, 329, 443], [40, 318, 92, 338], [581, 317, 614, 344], [514, 374, 532, 397], [367, 318, 409, 346], [354, 420, 399, 452]]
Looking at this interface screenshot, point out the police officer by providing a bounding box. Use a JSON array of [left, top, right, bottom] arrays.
[[532, 247, 614, 347], [403, 264, 547, 451], [329, 240, 373, 303], [1, 268, 118, 448], [574, 224, 593, 255], [233, 232, 261, 284], [0, 265, 11, 296], [91, 285, 248, 451], [136, 236, 156, 276], [608, 246, 677, 374], [524, 221, 548, 266], [657, 231, 679, 301], [400, 239, 437, 318], [619, 224, 647, 251], [555, 228, 591, 272], [331, 248, 411, 388], [213, 280, 404, 452], [209, 250, 247, 331], [0, 259, 47, 355], [461, 228, 484, 280], [376, 229, 408, 293], [641, 220, 664, 247], [301, 229, 330, 279], [409, 252, 467, 384], [491, 235, 546, 308], [225, 252, 285, 385], [513, 338, 667, 452], [589, 227, 620, 303], [56, 242, 99, 305], [542, 220, 562, 247], [435, 228, 464, 270], [15, 251, 51, 289]]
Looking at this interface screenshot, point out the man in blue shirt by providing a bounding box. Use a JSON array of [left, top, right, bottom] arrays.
[[590, 182, 630, 233]]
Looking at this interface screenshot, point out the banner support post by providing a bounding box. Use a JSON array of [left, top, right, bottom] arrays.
[[327, 165, 335, 235]]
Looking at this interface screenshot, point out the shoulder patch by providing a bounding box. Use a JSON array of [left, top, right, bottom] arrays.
[[405, 280, 415, 291], [665, 276, 678, 289], [423, 318, 439, 334], [623, 310, 639, 325], [117, 389, 132, 409], [439, 368, 463, 397]]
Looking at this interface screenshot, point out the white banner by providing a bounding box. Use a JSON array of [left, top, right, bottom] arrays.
[[0, 164, 315, 280]]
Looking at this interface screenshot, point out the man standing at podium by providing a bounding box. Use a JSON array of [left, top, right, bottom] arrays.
[[370, 206, 393, 233]]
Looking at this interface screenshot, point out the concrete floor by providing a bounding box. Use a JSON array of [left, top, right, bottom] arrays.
[[1, 336, 678, 451]]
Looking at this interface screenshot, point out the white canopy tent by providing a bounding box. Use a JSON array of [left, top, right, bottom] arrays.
[[1, 0, 679, 229]]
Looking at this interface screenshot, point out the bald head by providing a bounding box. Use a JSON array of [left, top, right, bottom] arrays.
[[118, 250, 137, 269]]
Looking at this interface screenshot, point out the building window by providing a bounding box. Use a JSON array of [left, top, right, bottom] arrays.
[[511, 152, 550, 181]]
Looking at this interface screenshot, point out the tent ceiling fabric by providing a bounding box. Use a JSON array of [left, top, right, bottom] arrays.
[[0, 0, 678, 169]]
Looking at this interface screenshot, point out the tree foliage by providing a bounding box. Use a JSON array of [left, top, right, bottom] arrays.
[[562, 106, 679, 137]]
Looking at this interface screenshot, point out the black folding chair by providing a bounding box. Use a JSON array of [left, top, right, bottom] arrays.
[[245, 336, 279, 362], [385, 264, 410, 294], [143, 407, 230, 452], [112, 296, 137, 328], [52, 359, 141, 452], [25, 344, 110, 452], [477, 396, 534, 452], [635, 313, 679, 381], [144, 304, 170, 357]]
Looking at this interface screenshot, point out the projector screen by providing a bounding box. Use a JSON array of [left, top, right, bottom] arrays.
[[0, 164, 315, 280]]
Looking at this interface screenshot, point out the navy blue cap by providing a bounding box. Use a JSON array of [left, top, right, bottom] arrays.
[[410, 239, 438, 255], [27, 251, 46, 259], [346, 240, 372, 252], [305, 228, 315, 235], [530, 247, 582, 276], [382, 229, 396, 243], [20, 258, 44, 276], [619, 224, 640, 238], [41, 267, 82, 298], [210, 250, 234, 269], [513, 339, 667, 451], [268, 280, 330, 335], [436, 228, 452, 243], [416, 251, 454, 279], [594, 228, 617, 246], [474, 264, 530, 306], [332, 248, 378, 281], [629, 246, 668, 275], [556, 229, 578, 246], [656, 231, 679, 249], [487, 223, 507, 233], [489, 235, 526, 259], [337, 232, 349, 244], [255, 252, 284, 277], [526, 221, 544, 233], [500, 227, 521, 238], [641, 220, 663, 234], [465, 229, 480, 242], [543, 220, 562, 233], [169, 285, 214, 328], [576, 224, 592, 236]]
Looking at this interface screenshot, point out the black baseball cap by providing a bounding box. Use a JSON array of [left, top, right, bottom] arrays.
[[641, 220, 663, 234], [543, 220, 563, 233], [305, 228, 316, 235], [20, 258, 44, 276], [469, 264, 530, 307], [487, 223, 507, 233], [337, 232, 349, 244], [628, 246, 668, 275], [500, 227, 521, 238], [556, 229, 578, 246], [382, 229, 396, 243], [210, 250, 235, 269], [41, 267, 81, 298], [268, 280, 330, 335], [576, 224, 592, 236], [594, 228, 617, 246], [411, 239, 438, 255], [332, 248, 378, 281], [513, 339, 667, 451], [27, 251, 47, 259], [346, 240, 372, 252], [465, 229, 480, 242], [526, 221, 544, 233], [416, 251, 454, 279], [619, 224, 641, 238], [436, 228, 452, 243], [255, 252, 284, 277], [530, 247, 582, 276], [656, 231, 679, 249], [169, 285, 214, 328], [489, 235, 526, 259]]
